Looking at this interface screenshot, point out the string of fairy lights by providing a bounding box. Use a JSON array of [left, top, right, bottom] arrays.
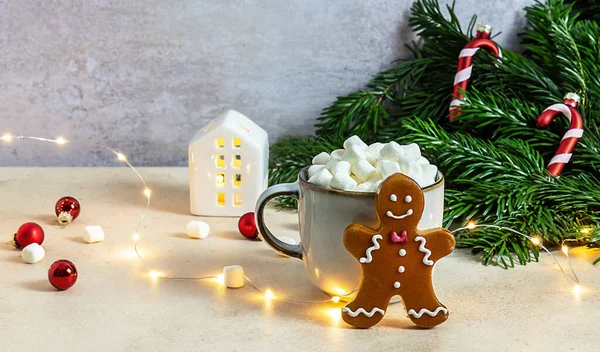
[[0, 133, 586, 305]]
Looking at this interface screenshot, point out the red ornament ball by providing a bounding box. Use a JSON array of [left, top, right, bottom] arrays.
[[238, 212, 259, 239], [55, 196, 81, 226], [14, 222, 45, 249], [48, 259, 78, 290]]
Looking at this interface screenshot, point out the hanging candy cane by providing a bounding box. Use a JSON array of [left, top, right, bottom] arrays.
[[537, 93, 584, 176], [449, 24, 502, 121]]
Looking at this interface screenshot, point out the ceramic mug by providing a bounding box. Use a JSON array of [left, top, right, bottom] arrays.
[[255, 166, 445, 297]]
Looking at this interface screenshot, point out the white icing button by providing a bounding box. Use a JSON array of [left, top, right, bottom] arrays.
[[405, 195, 412, 203], [398, 266, 405, 273], [390, 194, 397, 202], [399, 249, 406, 256], [394, 281, 401, 288]]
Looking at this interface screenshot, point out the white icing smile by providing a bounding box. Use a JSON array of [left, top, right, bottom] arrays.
[[386, 208, 413, 219]]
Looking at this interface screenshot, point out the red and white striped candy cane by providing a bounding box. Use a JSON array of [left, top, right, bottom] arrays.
[[537, 93, 584, 176], [449, 24, 502, 121]]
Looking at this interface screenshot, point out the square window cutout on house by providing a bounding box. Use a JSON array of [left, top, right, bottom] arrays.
[[216, 137, 225, 148], [216, 154, 225, 168], [233, 137, 241, 148], [217, 192, 226, 206], [233, 193, 242, 206], [234, 174, 242, 187], [216, 173, 225, 186], [233, 154, 242, 168]]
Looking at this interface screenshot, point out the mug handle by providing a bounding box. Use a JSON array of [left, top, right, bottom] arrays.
[[255, 182, 303, 259]]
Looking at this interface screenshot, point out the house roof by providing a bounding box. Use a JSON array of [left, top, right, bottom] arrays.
[[190, 110, 268, 150]]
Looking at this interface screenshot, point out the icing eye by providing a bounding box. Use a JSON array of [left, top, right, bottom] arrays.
[[405, 195, 412, 203], [390, 194, 397, 202]]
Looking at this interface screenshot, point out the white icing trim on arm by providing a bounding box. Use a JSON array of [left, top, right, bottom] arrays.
[[343, 307, 385, 317], [386, 209, 413, 219], [408, 307, 448, 318], [359, 234, 382, 263], [415, 236, 434, 265]]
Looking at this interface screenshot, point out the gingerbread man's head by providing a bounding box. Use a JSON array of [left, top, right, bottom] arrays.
[[375, 172, 424, 229]]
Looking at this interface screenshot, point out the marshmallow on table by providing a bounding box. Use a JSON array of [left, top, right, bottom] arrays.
[[308, 164, 326, 178], [278, 236, 298, 257], [341, 145, 366, 165], [83, 225, 105, 243], [343, 135, 368, 151], [308, 168, 333, 188], [332, 161, 351, 176], [223, 265, 245, 288], [22, 243, 45, 264], [312, 152, 331, 165], [401, 143, 421, 161], [366, 142, 385, 165], [186, 220, 210, 239], [351, 159, 377, 182], [379, 141, 404, 162], [330, 174, 358, 191], [376, 160, 401, 179]]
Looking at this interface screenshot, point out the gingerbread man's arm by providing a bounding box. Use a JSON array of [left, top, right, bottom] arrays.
[[419, 228, 456, 263], [343, 223, 380, 260]]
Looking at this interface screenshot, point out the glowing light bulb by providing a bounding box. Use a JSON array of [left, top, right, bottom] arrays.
[[117, 153, 127, 162], [580, 228, 590, 234], [133, 233, 140, 241], [216, 274, 224, 285], [331, 296, 341, 303], [573, 284, 581, 294], [143, 188, 151, 198], [466, 221, 476, 230], [561, 245, 568, 255], [264, 289, 276, 300], [530, 237, 541, 246], [55, 137, 67, 145], [1, 134, 12, 142], [149, 271, 161, 280]]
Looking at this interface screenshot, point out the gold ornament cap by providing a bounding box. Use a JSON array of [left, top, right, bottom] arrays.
[[564, 93, 581, 103], [477, 24, 492, 33], [57, 212, 73, 227]]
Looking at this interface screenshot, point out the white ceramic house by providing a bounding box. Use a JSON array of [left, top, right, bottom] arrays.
[[189, 110, 269, 217]]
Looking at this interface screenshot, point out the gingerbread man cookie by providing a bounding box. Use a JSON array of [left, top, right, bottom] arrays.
[[341, 173, 455, 329]]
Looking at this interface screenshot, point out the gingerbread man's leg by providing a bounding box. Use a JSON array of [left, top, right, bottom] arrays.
[[342, 278, 390, 329], [401, 280, 449, 328]]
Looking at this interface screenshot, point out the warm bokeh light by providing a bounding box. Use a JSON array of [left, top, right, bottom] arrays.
[[331, 296, 341, 303], [143, 188, 152, 198], [324, 308, 342, 325], [1, 134, 12, 142], [466, 221, 476, 229], [149, 271, 162, 280], [117, 153, 127, 162], [561, 245, 569, 255], [530, 237, 541, 246], [264, 289, 276, 300], [573, 284, 581, 295], [216, 274, 224, 285], [55, 137, 67, 145], [132, 233, 140, 241], [216, 174, 225, 186], [580, 228, 590, 234]]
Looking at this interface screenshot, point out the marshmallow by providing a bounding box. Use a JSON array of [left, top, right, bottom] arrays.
[[401, 143, 421, 161], [21, 243, 45, 264], [330, 149, 345, 160], [186, 220, 210, 239], [312, 152, 331, 165], [399, 159, 423, 178], [366, 142, 385, 165], [376, 160, 401, 179], [351, 159, 377, 182], [223, 265, 245, 288], [422, 164, 438, 185], [308, 164, 326, 178], [330, 174, 358, 191], [372, 180, 383, 191], [354, 183, 372, 192], [83, 226, 105, 244], [343, 135, 368, 150], [417, 156, 430, 165], [308, 168, 333, 188], [331, 161, 351, 176], [379, 141, 404, 161], [341, 145, 366, 165], [278, 236, 298, 257]]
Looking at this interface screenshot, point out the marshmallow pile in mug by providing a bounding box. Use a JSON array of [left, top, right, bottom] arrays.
[[307, 136, 438, 192]]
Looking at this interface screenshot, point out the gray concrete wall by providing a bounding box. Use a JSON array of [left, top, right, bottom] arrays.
[[0, 0, 532, 166]]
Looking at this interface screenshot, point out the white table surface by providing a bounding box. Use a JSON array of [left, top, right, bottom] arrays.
[[1, 168, 598, 352]]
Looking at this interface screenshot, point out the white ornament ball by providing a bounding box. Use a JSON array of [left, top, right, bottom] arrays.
[[21, 243, 45, 264], [186, 221, 210, 239]]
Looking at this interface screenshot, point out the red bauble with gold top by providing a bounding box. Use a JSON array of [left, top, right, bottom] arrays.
[[13, 222, 45, 249], [55, 196, 81, 227]]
